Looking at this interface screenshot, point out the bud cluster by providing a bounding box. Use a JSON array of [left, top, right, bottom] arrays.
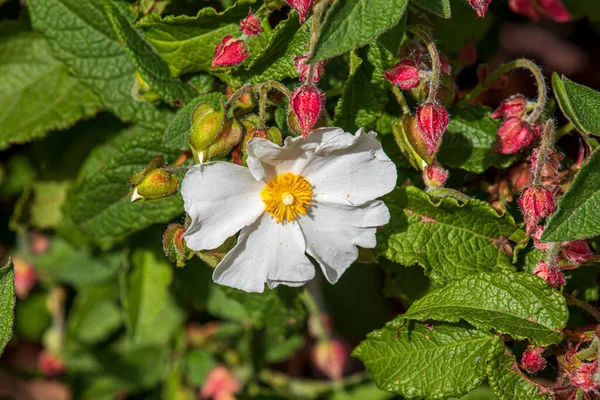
[[491, 95, 541, 155], [212, 8, 265, 68], [468, 0, 492, 18], [520, 345, 547, 374]]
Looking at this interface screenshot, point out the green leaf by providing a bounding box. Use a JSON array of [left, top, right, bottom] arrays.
[[438, 106, 514, 173], [67, 284, 122, 344], [331, 382, 394, 400], [541, 147, 600, 242], [553, 73, 600, 136], [411, 0, 452, 18], [15, 293, 51, 341], [377, 186, 526, 284], [0, 259, 15, 356], [102, 0, 196, 104], [29, 0, 170, 126], [486, 351, 553, 400], [60, 125, 183, 249], [0, 32, 101, 150], [30, 181, 70, 229], [310, 0, 409, 62], [402, 271, 569, 346], [353, 321, 501, 399], [186, 349, 217, 386]]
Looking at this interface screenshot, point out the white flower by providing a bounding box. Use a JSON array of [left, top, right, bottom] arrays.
[[181, 127, 397, 293]]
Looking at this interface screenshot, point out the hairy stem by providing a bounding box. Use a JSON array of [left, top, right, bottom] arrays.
[[305, 0, 329, 84], [259, 370, 367, 397], [409, 27, 441, 103], [224, 84, 254, 115], [532, 120, 556, 187], [300, 286, 329, 342], [392, 86, 411, 115]]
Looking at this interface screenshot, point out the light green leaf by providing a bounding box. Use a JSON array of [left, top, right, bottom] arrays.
[[411, 0, 452, 18], [438, 106, 514, 173], [29, 0, 170, 126], [377, 186, 526, 284], [0, 259, 15, 356], [0, 32, 101, 150], [310, 0, 409, 62], [67, 284, 122, 344], [486, 351, 553, 400], [402, 271, 569, 346], [353, 321, 501, 399], [541, 147, 600, 242], [186, 349, 217, 386], [102, 0, 196, 104], [30, 181, 70, 229], [553, 73, 600, 136], [15, 293, 51, 341]]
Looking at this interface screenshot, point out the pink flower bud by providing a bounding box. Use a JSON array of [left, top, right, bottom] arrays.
[[286, 0, 315, 23], [468, 0, 492, 17], [290, 85, 325, 137], [528, 148, 563, 185], [311, 340, 348, 381], [531, 226, 547, 251], [458, 38, 478, 66], [509, 0, 540, 21], [423, 161, 449, 189], [508, 162, 532, 194], [521, 346, 547, 374], [162, 224, 189, 267], [533, 260, 565, 289], [383, 59, 420, 89], [211, 36, 249, 68], [239, 9, 262, 36], [571, 360, 598, 392], [562, 240, 594, 264], [416, 103, 449, 154], [494, 117, 535, 155], [200, 365, 241, 399], [30, 232, 50, 255], [517, 186, 555, 229], [490, 95, 527, 119], [38, 350, 65, 377], [13, 257, 36, 299], [538, 0, 570, 22], [439, 52, 452, 76], [294, 54, 327, 83]]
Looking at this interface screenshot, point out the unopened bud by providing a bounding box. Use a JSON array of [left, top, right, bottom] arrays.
[[286, 0, 315, 23], [509, 0, 540, 21], [13, 257, 36, 299], [490, 95, 527, 119], [294, 54, 327, 83], [128, 156, 179, 202], [163, 224, 189, 267], [186, 322, 220, 347], [416, 102, 449, 155], [38, 350, 65, 378], [521, 346, 547, 374], [531, 226, 547, 251], [529, 148, 563, 185], [468, 0, 492, 17], [423, 161, 449, 189], [517, 186, 555, 229], [458, 38, 478, 66], [211, 35, 249, 68], [204, 118, 244, 160], [30, 232, 50, 255], [383, 59, 420, 89], [200, 365, 241, 399], [533, 260, 565, 289], [392, 115, 434, 170], [312, 340, 348, 381], [495, 117, 535, 155], [241, 123, 282, 164], [539, 0, 570, 22], [571, 361, 598, 392], [190, 103, 226, 159], [290, 85, 325, 137], [508, 162, 532, 194], [562, 240, 594, 264], [239, 9, 262, 36]]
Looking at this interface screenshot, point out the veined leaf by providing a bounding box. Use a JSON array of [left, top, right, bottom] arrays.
[[412, 0, 452, 18], [553, 73, 600, 136], [486, 351, 553, 400], [0, 259, 15, 356]]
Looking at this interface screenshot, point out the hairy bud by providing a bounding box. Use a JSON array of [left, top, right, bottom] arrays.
[[286, 0, 315, 23], [423, 161, 449, 189], [562, 240, 594, 264], [533, 260, 565, 289], [416, 102, 449, 154], [517, 186, 555, 229], [508, 162, 532, 194], [294, 54, 327, 83], [529, 148, 563, 185], [312, 340, 348, 381], [571, 361, 598, 392], [212, 35, 249, 68], [38, 350, 65, 378], [521, 346, 547, 374], [204, 118, 244, 160], [189, 102, 225, 161], [383, 59, 421, 89], [13, 257, 36, 299], [290, 85, 325, 137], [531, 226, 547, 251], [200, 365, 241, 399], [163, 224, 189, 267], [495, 117, 536, 155], [490, 95, 527, 119], [241, 122, 282, 164], [128, 156, 179, 202], [468, 0, 492, 18], [239, 9, 262, 36]]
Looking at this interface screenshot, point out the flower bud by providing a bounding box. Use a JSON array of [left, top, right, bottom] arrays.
[[294, 54, 327, 83], [239, 9, 262, 36], [531, 226, 547, 251], [571, 361, 598, 392], [468, 0, 492, 17], [290, 85, 325, 137], [38, 350, 65, 378], [383, 59, 420, 89], [517, 186, 555, 229], [13, 257, 36, 299], [163, 224, 190, 267], [286, 0, 315, 23], [202, 118, 244, 160], [241, 123, 282, 164], [186, 322, 220, 347], [311, 340, 348, 381], [533, 260, 565, 289], [562, 240, 594, 264], [200, 365, 241, 399], [509, 0, 539, 21], [128, 156, 179, 202], [211, 35, 249, 68], [508, 162, 532, 194], [416, 102, 449, 154], [529, 148, 563, 185], [539, 0, 570, 22], [190, 103, 226, 158], [423, 161, 449, 189], [521, 346, 547, 374], [458, 38, 478, 66], [392, 115, 435, 170], [490, 95, 527, 119], [494, 117, 535, 155], [30, 232, 50, 255]]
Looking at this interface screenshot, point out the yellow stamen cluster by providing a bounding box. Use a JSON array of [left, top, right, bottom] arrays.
[[261, 172, 313, 223]]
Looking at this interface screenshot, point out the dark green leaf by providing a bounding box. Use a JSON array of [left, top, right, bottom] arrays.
[[67, 284, 122, 344], [553, 73, 600, 136], [186, 349, 217, 386], [486, 351, 553, 400], [411, 0, 452, 18], [0, 259, 15, 355], [15, 293, 51, 341]]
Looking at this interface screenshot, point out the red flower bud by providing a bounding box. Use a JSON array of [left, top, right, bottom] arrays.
[[13, 257, 36, 299], [416, 102, 449, 154], [509, 0, 540, 21], [294, 54, 327, 83], [163, 224, 189, 267], [383, 59, 420, 89], [290, 85, 325, 137], [571, 360, 598, 392], [521, 346, 547, 374], [239, 9, 262, 36], [528, 148, 563, 185], [495, 117, 535, 154], [439, 52, 452, 76], [200, 365, 240, 399], [423, 161, 449, 189], [562, 240, 594, 264], [458, 38, 478, 66], [468, 0, 492, 17], [531, 226, 547, 251], [518, 186, 555, 229], [38, 351, 65, 377], [490, 95, 527, 119], [30, 232, 50, 255], [533, 260, 565, 289], [510, 0, 570, 22], [286, 0, 315, 23], [211, 36, 249, 68], [311, 340, 348, 381], [508, 162, 532, 194], [539, 0, 570, 22]]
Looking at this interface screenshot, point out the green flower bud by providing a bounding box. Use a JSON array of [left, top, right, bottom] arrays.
[[392, 114, 434, 171], [189, 102, 225, 162], [128, 155, 179, 202], [240, 120, 282, 165], [203, 118, 244, 160], [162, 223, 190, 267]]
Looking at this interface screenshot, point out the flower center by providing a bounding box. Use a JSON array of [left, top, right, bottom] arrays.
[[261, 173, 313, 223]]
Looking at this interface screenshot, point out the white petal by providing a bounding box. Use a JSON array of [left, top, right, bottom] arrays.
[[301, 128, 397, 205], [298, 198, 390, 284], [213, 214, 315, 293], [182, 162, 265, 251]]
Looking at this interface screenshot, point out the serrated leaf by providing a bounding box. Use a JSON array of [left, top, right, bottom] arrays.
[[29, 0, 170, 126], [60, 125, 183, 249], [402, 271, 569, 346], [486, 351, 553, 400], [412, 0, 452, 18], [0, 32, 101, 150], [438, 105, 514, 173], [0, 259, 15, 356], [310, 0, 408, 62], [102, 0, 196, 105], [353, 321, 501, 399], [553, 73, 600, 136], [30, 181, 70, 229], [541, 147, 600, 242], [377, 186, 526, 284]]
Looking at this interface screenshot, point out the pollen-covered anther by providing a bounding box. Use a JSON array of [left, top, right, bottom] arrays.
[[261, 173, 313, 223]]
